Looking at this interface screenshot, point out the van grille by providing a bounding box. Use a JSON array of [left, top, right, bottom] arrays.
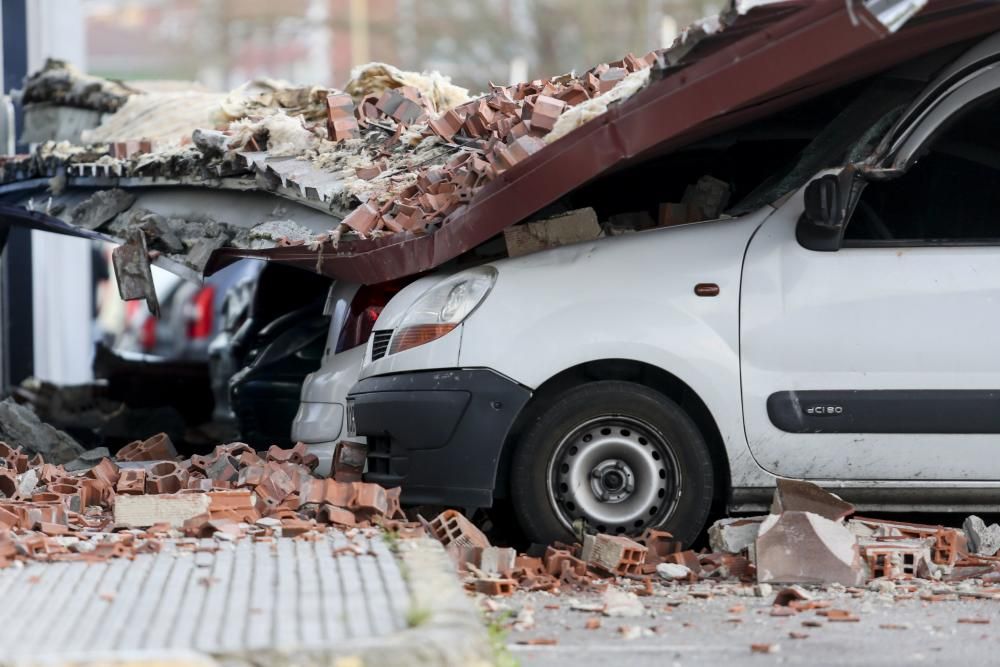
[[371, 330, 393, 360]]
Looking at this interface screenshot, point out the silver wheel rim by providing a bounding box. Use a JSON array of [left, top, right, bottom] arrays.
[[546, 415, 681, 535]]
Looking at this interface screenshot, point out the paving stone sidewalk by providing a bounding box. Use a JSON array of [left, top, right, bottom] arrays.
[[0, 533, 492, 667]]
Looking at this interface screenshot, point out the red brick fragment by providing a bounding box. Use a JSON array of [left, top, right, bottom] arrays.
[[494, 135, 545, 171], [528, 95, 566, 132], [0, 504, 19, 529], [428, 509, 490, 552], [111, 139, 155, 159], [116, 469, 146, 495], [428, 109, 466, 140], [350, 483, 388, 516], [341, 201, 380, 235], [332, 441, 366, 482], [588, 534, 647, 575], [145, 461, 186, 494], [116, 433, 177, 462], [321, 479, 357, 507], [88, 459, 121, 486], [0, 469, 15, 498], [474, 578, 516, 596], [280, 518, 315, 537], [318, 504, 356, 527]]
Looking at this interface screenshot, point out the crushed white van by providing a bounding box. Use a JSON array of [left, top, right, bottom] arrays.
[[348, 32, 1000, 545]]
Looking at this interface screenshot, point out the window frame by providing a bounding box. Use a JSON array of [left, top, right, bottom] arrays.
[[840, 67, 1000, 249]]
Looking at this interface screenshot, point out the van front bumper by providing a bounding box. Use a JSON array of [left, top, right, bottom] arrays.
[[346, 369, 531, 507]]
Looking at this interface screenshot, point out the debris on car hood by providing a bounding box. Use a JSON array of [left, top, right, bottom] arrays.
[[20, 59, 137, 113], [2, 0, 999, 292]]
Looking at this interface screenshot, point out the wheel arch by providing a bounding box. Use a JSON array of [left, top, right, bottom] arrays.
[[494, 359, 731, 515]]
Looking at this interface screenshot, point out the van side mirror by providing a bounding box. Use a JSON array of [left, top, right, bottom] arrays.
[[796, 171, 854, 252], [803, 175, 843, 229]]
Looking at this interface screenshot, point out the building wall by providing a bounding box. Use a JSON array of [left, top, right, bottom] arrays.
[[27, 0, 94, 384]]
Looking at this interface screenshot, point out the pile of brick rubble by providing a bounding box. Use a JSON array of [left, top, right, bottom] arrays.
[[0, 435, 418, 567], [437, 479, 1000, 602], [323, 53, 656, 238], [3, 429, 999, 615], [3, 50, 660, 262]]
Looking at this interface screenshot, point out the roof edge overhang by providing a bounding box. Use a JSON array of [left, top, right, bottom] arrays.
[[201, 0, 1000, 284]]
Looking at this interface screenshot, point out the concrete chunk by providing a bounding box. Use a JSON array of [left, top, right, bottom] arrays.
[[756, 511, 864, 587], [114, 493, 211, 528], [588, 534, 646, 575], [71, 188, 136, 231], [708, 516, 766, 554], [771, 479, 854, 522], [480, 546, 517, 577], [656, 562, 691, 580], [963, 515, 1000, 557], [503, 207, 603, 258]]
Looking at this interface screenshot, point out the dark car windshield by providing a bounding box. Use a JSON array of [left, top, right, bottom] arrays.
[[731, 77, 924, 215]]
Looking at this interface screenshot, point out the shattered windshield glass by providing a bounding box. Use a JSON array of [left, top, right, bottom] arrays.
[[731, 77, 924, 215]]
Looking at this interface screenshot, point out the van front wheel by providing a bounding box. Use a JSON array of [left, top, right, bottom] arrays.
[[510, 381, 714, 547]]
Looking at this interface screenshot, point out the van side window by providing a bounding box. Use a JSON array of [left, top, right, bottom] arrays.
[[844, 94, 1000, 244]]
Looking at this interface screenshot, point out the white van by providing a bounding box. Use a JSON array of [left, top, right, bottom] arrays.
[[347, 33, 1000, 545]]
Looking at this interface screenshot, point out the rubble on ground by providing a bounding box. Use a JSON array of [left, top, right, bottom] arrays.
[[963, 515, 1000, 557], [2, 422, 997, 619], [0, 398, 85, 464], [0, 434, 416, 568], [448, 479, 1000, 607], [474, 482, 1000, 647]]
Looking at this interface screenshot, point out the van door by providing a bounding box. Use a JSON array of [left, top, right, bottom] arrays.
[[740, 74, 1000, 481]]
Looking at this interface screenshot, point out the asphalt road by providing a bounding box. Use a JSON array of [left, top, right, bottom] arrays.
[[490, 581, 1000, 667]]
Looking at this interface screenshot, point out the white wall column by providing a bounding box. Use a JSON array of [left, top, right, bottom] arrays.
[[26, 0, 93, 384]]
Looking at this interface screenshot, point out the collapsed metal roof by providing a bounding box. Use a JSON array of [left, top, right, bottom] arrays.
[[2, 0, 1000, 288]]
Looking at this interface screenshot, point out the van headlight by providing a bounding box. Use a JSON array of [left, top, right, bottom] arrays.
[[388, 266, 497, 355]]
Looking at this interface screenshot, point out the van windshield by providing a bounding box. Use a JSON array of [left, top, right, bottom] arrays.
[[731, 77, 925, 215]]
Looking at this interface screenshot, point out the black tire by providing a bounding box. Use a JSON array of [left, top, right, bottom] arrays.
[[510, 381, 715, 547]]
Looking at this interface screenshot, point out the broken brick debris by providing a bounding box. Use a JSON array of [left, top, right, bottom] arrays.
[[756, 510, 865, 587], [9, 48, 662, 267], [708, 516, 765, 555], [332, 440, 366, 482], [472, 578, 517, 596], [503, 207, 603, 258], [587, 534, 647, 576], [428, 509, 490, 565], [0, 434, 411, 568], [771, 478, 855, 522], [469, 478, 997, 607], [750, 643, 780, 654], [657, 175, 732, 227], [116, 432, 178, 462]]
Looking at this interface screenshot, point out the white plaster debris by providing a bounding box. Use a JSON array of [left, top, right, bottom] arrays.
[[544, 67, 651, 143], [218, 79, 330, 124], [601, 589, 645, 617], [345, 62, 471, 114], [656, 562, 692, 580], [245, 220, 316, 248], [82, 92, 225, 148], [511, 604, 536, 631], [708, 516, 765, 554], [228, 113, 320, 157], [964, 515, 1000, 557]]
